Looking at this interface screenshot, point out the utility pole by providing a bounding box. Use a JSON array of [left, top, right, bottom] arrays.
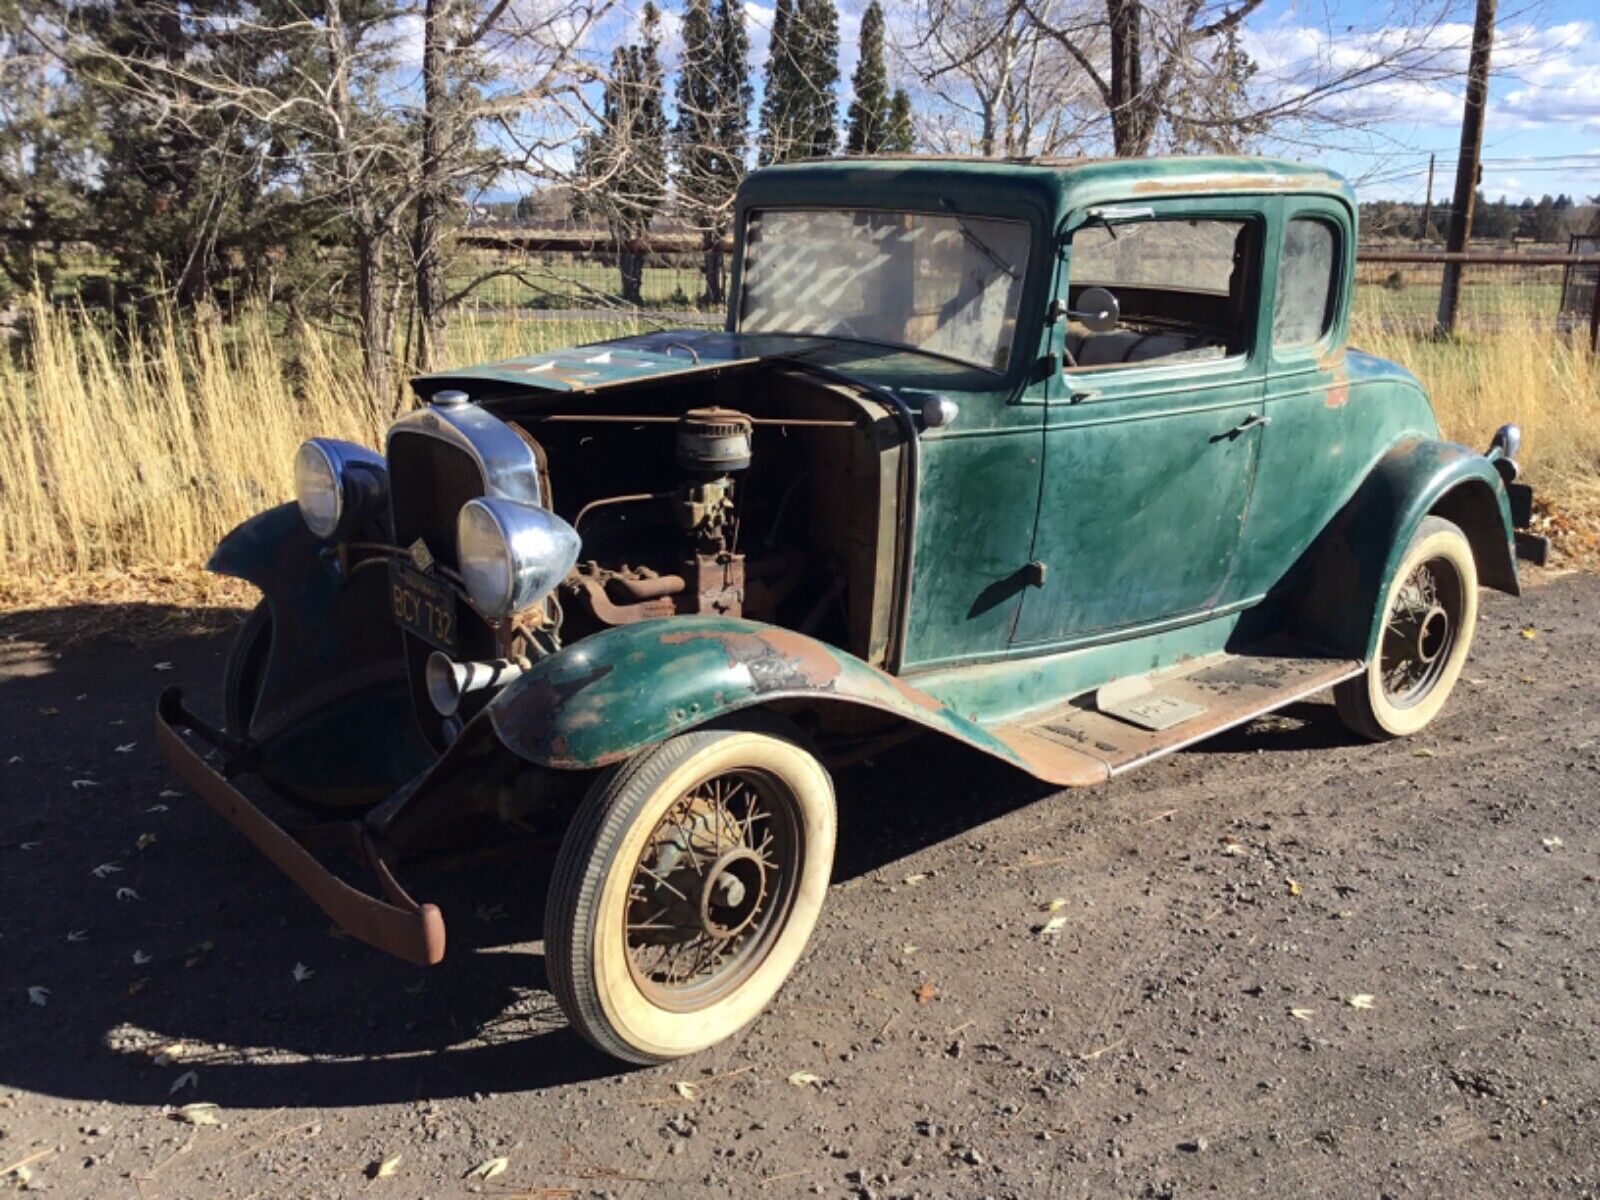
[[1436, 0, 1496, 337], [1420, 153, 1435, 243]]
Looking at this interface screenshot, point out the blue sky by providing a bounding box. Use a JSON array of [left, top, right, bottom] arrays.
[[564, 0, 1600, 206], [1240, 0, 1600, 202]]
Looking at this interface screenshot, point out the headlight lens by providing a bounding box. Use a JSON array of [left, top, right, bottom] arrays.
[[293, 441, 342, 539], [457, 497, 581, 617]]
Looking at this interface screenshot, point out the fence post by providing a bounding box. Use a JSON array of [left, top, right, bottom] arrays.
[[1590, 265, 1599, 355]]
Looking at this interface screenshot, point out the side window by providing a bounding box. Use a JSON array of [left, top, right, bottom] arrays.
[[1273, 218, 1338, 348], [1063, 217, 1257, 371]]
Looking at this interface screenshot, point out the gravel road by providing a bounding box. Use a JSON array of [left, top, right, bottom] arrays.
[[1, 572, 1596, 1199]]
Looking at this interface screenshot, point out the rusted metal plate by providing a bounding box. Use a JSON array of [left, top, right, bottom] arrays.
[[996, 645, 1362, 778]]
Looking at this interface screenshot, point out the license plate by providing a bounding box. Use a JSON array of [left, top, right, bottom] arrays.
[[388, 562, 459, 654]]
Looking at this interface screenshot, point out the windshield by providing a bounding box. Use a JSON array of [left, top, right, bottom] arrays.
[[737, 208, 1032, 372]]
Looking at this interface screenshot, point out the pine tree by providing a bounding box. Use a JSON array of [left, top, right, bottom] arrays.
[[0, 0, 96, 302], [884, 88, 915, 154], [675, 0, 749, 305], [845, 1, 890, 154], [579, 3, 667, 303], [757, 0, 798, 165], [758, 0, 837, 163], [794, 0, 839, 159]]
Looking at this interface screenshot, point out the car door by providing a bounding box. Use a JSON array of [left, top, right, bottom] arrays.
[[1012, 201, 1269, 649], [1230, 196, 1375, 595]]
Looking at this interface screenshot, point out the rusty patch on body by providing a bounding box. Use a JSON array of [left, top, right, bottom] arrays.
[[658, 626, 842, 691], [1129, 173, 1337, 197]]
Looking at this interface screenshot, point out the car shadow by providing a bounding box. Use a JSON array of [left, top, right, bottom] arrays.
[[0, 602, 1350, 1111]]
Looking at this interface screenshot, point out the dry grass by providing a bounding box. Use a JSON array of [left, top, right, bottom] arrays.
[[1350, 290, 1600, 566], [0, 297, 652, 615], [1, 287, 1595, 623]]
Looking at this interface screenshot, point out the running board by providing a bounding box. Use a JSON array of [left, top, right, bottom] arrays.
[[991, 642, 1363, 786]]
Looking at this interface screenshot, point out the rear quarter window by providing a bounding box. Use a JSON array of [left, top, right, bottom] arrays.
[[1273, 218, 1339, 348]]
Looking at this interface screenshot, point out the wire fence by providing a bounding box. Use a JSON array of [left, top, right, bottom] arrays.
[[457, 232, 1600, 346]]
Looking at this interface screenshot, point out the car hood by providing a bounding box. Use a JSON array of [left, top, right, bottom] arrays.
[[412, 328, 1007, 402]]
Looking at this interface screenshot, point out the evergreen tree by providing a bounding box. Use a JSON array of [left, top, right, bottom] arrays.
[[0, 0, 96, 302], [675, 0, 749, 305], [757, 0, 798, 165], [578, 3, 667, 303], [795, 0, 839, 158], [758, 0, 837, 163], [845, 1, 890, 154], [884, 88, 915, 153]]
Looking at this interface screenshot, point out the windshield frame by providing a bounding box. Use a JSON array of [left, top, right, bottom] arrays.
[[728, 201, 1048, 382]]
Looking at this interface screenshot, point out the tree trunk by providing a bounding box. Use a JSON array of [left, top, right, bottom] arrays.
[[1106, 0, 1148, 156], [412, 0, 450, 370], [618, 244, 645, 306], [355, 227, 392, 404], [702, 237, 725, 308]]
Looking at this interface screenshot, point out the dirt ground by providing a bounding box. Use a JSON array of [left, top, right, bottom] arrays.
[[1, 572, 1597, 1199]]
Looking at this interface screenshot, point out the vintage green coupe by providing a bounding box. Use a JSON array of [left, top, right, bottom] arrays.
[[157, 155, 1543, 1064]]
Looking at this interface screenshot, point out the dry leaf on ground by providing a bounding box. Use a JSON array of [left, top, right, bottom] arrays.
[[465, 1156, 509, 1181], [787, 1071, 821, 1088], [368, 1154, 401, 1179], [1347, 994, 1376, 1010], [1289, 1008, 1315, 1021], [673, 1081, 699, 1100], [173, 1102, 218, 1126], [914, 982, 938, 1004]]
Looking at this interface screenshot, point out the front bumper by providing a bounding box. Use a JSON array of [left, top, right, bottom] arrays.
[[155, 688, 446, 966]]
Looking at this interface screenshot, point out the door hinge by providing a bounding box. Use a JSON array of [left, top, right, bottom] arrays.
[[1024, 561, 1048, 588]]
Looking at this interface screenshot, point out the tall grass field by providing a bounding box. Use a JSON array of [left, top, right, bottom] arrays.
[[1, 280, 1595, 609]]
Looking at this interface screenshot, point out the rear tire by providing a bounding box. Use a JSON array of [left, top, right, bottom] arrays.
[[545, 728, 836, 1064], [1335, 516, 1478, 741]]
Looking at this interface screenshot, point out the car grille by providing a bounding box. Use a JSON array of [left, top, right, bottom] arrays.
[[386, 428, 497, 746], [387, 430, 486, 571]]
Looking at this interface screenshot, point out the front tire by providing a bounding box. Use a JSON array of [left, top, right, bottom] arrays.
[[1335, 516, 1478, 740], [545, 728, 836, 1064], [222, 601, 273, 738]]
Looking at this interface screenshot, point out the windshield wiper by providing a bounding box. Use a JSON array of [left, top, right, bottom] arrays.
[[940, 198, 1019, 281]]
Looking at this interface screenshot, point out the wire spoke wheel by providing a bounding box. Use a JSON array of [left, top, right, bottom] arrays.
[[545, 727, 835, 1063], [1335, 516, 1479, 742], [623, 770, 801, 1010], [1378, 555, 1462, 708]]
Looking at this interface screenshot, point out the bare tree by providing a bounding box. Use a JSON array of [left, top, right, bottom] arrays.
[[52, 0, 609, 398], [898, 0, 1096, 158], [1014, 0, 1488, 157]]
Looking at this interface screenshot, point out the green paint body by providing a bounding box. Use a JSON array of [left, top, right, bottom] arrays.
[[319, 158, 1522, 781]]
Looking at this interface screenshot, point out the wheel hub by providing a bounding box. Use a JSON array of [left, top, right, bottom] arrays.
[[1414, 604, 1450, 664], [699, 848, 767, 938]]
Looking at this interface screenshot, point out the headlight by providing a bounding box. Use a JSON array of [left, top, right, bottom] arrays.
[[294, 442, 342, 538], [293, 438, 387, 541], [458, 496, 581, 617]]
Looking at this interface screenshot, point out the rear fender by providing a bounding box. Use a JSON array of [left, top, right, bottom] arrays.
[[486, 616, 1033, 774], [1289, 439, 1517, 661]]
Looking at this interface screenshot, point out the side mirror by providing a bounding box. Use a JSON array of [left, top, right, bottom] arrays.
[[1070, 287, 1120, 333]]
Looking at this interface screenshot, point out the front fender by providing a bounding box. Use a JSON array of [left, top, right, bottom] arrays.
[[208, 504, 425, 802], [486, 617, 1034, 774], [1291, 439, 1517, 660]]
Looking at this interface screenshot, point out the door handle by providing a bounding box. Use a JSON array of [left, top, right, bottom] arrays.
[[1230, 413, 1271, 434]]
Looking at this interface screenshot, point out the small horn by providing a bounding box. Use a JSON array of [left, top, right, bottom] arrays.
[[425, 652, 524, 716]]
